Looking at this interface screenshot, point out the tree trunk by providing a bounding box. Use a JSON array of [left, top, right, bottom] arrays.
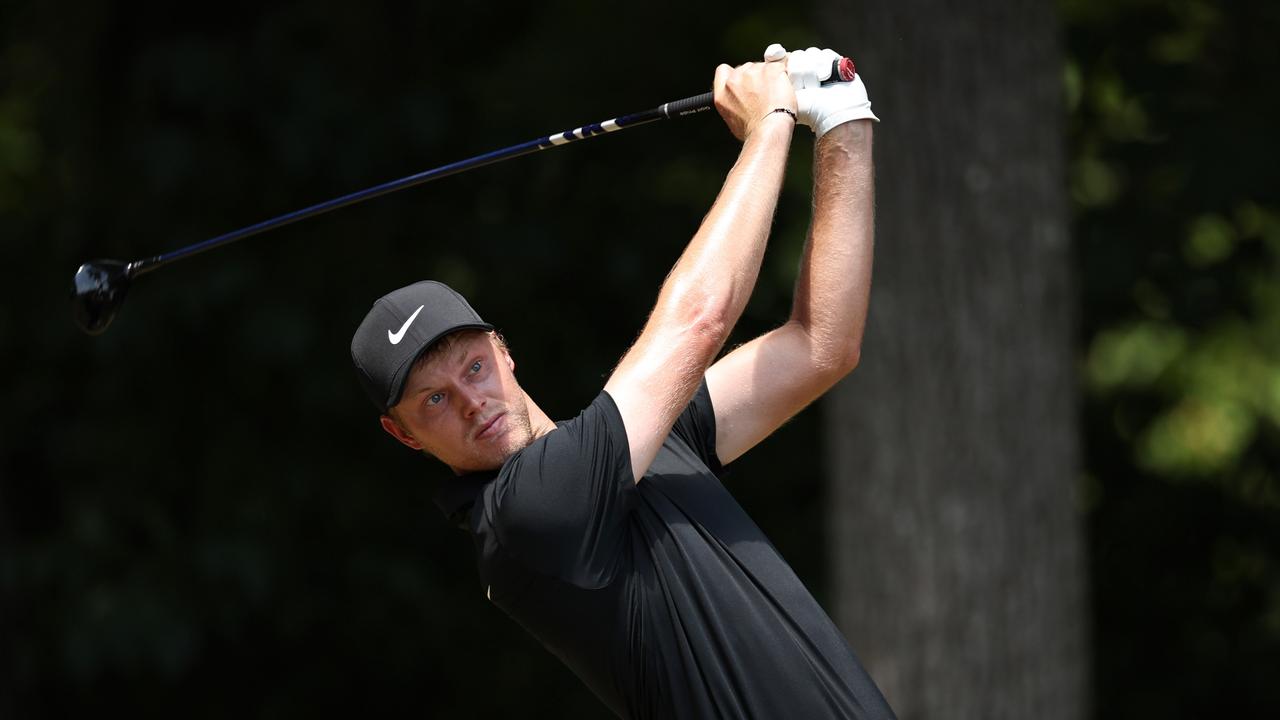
[[819, 2, 1089, 718]]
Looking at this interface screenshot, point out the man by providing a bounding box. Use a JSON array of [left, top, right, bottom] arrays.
[[351, 45, 893, 719]]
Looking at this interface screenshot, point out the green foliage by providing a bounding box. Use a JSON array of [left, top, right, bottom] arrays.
[[1066, 0, 1280, 714]]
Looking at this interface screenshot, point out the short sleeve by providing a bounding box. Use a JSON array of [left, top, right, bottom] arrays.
[[484, 391, 636, 588], [667, 378, 725, 476]]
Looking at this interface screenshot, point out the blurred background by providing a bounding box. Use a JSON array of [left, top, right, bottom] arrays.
[[3, 0, 1277, 717]]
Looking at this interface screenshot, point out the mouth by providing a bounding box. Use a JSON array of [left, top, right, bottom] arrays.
[[475, 412, 507, 441]]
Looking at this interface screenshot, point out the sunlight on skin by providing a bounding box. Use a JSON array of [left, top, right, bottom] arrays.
[[378, 331, 555, 474]]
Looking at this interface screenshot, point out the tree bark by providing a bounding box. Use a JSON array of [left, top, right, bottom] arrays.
[[819, 2, 1089, 718]]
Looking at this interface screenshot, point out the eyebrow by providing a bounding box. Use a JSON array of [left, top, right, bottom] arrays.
[[452, 342, 472, 368], [410, 341, 484, 397]]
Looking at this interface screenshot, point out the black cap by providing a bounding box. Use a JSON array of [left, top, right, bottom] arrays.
[[350, 281, 493, 413]]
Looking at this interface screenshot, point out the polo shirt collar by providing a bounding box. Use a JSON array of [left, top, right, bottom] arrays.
[[432, 469, 498, 529]]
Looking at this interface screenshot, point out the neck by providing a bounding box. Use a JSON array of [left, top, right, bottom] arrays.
[[525, 395, 556, 439]]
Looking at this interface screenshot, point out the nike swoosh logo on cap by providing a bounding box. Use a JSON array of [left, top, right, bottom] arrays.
[[388, 305, 425, 345]]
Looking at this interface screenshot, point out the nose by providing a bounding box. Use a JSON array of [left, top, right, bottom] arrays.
[[458, 385, 486, 418]]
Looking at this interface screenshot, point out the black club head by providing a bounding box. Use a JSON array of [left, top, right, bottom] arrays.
[[72, 260, 133, 335]]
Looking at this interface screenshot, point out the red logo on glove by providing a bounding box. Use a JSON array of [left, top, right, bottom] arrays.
[[838, 57, 856, 82]]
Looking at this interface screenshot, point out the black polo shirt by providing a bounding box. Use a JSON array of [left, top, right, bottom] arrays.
[[433, 381, 895, 719]]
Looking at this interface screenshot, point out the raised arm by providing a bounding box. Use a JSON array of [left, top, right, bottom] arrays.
[[706, 49, 878, 465], [604, 60, 797, 482]]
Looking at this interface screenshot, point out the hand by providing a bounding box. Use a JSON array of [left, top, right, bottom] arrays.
[[764, 44, 879, 138], [713, 60, 798, 142]]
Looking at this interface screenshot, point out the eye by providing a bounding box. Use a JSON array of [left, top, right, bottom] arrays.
[[470, 360, 482, 374], [427, 392, 444, 406]]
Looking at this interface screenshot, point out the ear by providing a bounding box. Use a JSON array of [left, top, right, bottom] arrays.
[[380, 414, 424, 451]]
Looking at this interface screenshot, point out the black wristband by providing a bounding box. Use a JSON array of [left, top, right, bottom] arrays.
[[765, 107, 798, 123]]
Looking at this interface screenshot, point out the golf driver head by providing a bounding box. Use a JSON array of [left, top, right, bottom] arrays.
[[72, 260, 132, 335]]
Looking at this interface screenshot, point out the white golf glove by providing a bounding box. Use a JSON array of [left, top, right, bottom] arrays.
[[763, 43, 879, 138]]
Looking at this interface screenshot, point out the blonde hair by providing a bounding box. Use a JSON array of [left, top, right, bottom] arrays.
[[412, 328, 507, 372]]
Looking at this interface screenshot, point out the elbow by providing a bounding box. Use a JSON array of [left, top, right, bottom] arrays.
[[822, 338, 861, 380], [637, 285, 732, 368], [796, 321, 861, 381], [843, 345, 861, 376], [840, 331, 863, 373], [657, 283, 733, 356], [685, 302, 733, 358]]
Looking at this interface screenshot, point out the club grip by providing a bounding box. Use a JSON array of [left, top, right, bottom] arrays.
[[659, 57, 856, 121], [661, 92, 715, 119]]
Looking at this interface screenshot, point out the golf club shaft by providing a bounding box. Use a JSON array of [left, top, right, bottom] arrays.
[[126, 92, 716, 278]]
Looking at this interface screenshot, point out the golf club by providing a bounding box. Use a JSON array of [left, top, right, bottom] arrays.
[[72, 58, 857, 335]]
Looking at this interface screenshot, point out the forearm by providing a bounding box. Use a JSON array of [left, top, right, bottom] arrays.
[[606, 113, 793, 479], [647, 115, 794, 349], [606, 57, 798, 480], [789, 120, 875, 372]]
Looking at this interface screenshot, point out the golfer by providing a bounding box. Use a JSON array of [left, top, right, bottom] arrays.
[[351, 44, 893, 719]]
